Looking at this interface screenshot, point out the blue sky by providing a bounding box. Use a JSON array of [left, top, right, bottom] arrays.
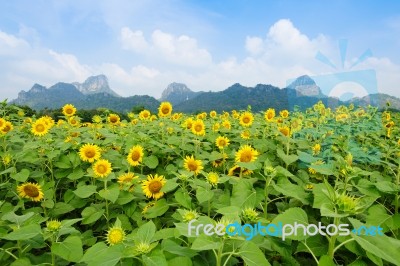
[[1, 0, 400, 100]]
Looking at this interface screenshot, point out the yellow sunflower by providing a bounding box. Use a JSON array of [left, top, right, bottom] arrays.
[[139, 110, 151, 120], [280, 110, 289, 118], [127, 145, 144, 166], [222, 120, 231, 130], [207, 172, 219, 187], [228, 165, 253, 177], [31, 120, 49, 136], [1, 121, 13, 134], [183, 118, 194, 129], [158, 102, 173, 117], [278, 126, 291, 137], [211, 153, 228, 168], [17, 182, 44, 201], [62, 104, 77, 117], [68, 116, 80, 127], [209, 110, 217, 118], [108, 114, 120, 125], [106, 226, 125, 246], [212, 123, 220, 132], [235, 145, 259, 163], [239, 111, 254, 127], [117, 172, 138, 191], [312, 144, 321, 155], [215, 136, 230, 150], [184, 155, 203, 175], [93, 159, 112, 178], [0, 118, 6, 130], [264, 108, 275, 122], [79, 144, 101, 163], [240, 130, 251, 139], [142, 174, 166, 200], [191, 119, 205, 136]]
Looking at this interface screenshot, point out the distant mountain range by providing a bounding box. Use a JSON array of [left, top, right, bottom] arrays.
[[10, 74, 400, 113]]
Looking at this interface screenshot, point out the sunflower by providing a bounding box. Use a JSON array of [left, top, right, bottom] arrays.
[[118, 172, 138, 191], [62, 104, 76, 117], [139, 110, 151, 120], [207, 172, 219, 187], [79, 144, 101, 163], [212, 123, 220, 132], [239, 112, 254, 127], [222, 120, 231, 130], [46, 220, 62, 231], [127, 145, 144, 166], [93, 159, 112, 178], [228, 165, 253, 177], [142, 174, 166, 200], [278, 126, 290, 137], [235, 145, 259, 163], [0, 118, 6, 130], [92, 115, 102, 123], [291, 118, 303, 132], [215, 136, 230, 150], [211, 153, 228, 168], [184, 155, 203, 175], [108, 114, 120, 125], [209, 110, 217, 118], [264, 108, 275, 122], [182, 210, 199, 222], [158, 102, 173, 117], [68, 116, 80, 127], [39, 116, 55, 128], [17, 182, 44, 201], [240, 130, 251, 139], [280, 110, 289, 118], [191, 119, 205, 136], [106, 226, 125, 246], [31, 120, 49, 136], [183, 118, 194, 129], [312, 144, 321, 155], [1, 121, 13, 134]]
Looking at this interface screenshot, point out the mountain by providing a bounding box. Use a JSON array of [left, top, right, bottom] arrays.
[[159, 82, 203, 105], [11, 76, 159, 113], [174, 82, 341, 113], [287, 75, 324, 97], [72, 75, 119, 97], [348, 93, 400, 110]]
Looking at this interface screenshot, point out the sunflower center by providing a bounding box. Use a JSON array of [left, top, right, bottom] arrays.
[[66, 109, 73, 114], [24, 185, 40, 197], [267, 113, 273, 119], [148, 180, 162, 193], [131, 151, 140, 161], [108, 229, 124, 244], [195, 125, 202, 132], [97, 164, 107, 174], [243, 117, 250, 123], [218, 140, 226, 146], [85, 150, 95, 158], [187, 161, 198, 171], [240, 152, 252, 162], [110, 117, 118, 123], [162, 107, 170, 114], [36, 124, 45, 132]]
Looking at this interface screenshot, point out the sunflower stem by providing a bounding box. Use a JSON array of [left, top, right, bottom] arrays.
[[104, 180, 110, 225]]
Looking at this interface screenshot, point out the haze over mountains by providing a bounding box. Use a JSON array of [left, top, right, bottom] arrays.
[[10, 74, 400, 113]]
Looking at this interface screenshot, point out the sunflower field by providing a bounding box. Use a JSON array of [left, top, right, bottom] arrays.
[[1, 100, 400, 266]]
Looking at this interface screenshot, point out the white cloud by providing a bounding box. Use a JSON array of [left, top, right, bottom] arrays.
[[120, 28, 212, 67]]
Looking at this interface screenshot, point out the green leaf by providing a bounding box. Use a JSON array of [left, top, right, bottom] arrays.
[[136, 220, 156, 243], [82, 206, 105, 225], [144, 155, 159, 169], [196, 187, 214, 204], [230, 179, 256, 208], [277, 148, 298, 167], [50, 202, 75, 216], [174, 189, 192, 209], [161, 178, 179, 193], [297, 235, 328, 256], [297, 151, 318, 163], [73, 185, 97, 198], [81, 242, 124, 266], [99, 186, 120, 203], [238, 241, 271, 266], [191, 235, 221, 250], [349, 218, 400, 266], [311, 164, 335, 176], [142, 253, 168, 266], [236, 162, 259, 171], [167, 257, 192, 266], [271, 207, 309, 240], [375, 181, 397, 194], [273, 177, 310, 205], [1, 211, 34, 225], [67, 168, 85, 180], [318, 255, 336, 266], [51, 236, 83, 263], [3, 224, 41, 240], [10, 169, 30, 182], [161, 239, 197, 257], [144, 198, 169, 218]]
